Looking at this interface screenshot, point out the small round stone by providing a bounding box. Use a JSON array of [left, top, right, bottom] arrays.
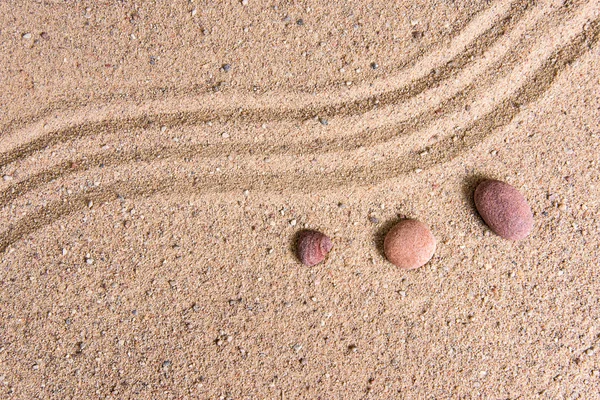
[[296, 230, 333, 266], [384, 219, 436, 270], [474, 179, 533, 240]]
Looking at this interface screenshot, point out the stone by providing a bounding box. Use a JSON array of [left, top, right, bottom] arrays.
[[384, 219, 436, 270], [474, 179, 533, 240], [296, 230, 333, 266]]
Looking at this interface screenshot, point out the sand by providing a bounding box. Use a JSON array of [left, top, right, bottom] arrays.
[[1, 0, 599, 398]]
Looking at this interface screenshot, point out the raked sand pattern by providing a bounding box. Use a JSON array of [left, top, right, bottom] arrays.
[[1, 0, 600, 398]]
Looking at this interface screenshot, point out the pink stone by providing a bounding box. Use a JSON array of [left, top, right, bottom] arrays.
[[296, 230, 333, 266], [474, 179, 533, 240], [384, 219, 436, 270]]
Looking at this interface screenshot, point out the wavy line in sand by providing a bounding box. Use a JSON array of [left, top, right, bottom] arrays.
[[0, 0, 533, 169], [0, 1, 593, 213], [1, 17, 598, 253], [0, 0, 508, 139]]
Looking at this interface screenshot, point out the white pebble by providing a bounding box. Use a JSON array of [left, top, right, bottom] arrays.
[[586, 348, 595, 356]]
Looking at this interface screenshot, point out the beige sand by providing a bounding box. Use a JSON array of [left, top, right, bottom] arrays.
[[1, 0, 599, 398]]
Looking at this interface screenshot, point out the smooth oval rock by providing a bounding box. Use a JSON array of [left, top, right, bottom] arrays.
[[474, 179, 533, 240], [383, 219, 436, 270], [296, 230, 333, 266]]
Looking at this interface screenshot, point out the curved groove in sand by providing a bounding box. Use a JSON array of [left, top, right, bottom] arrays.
[[0, 0, 531, 168], [0, 1, 593, 213], [1, 17, 598, 253], [0, 0, 501, 138]]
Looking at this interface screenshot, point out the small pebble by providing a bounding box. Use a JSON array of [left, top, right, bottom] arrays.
[[221, 64, 231, 72], [474, 179, 533, 240], [586, 348, 595, 356], [412, 31, 424, 40], [370, 62, 378, 70], [22, 33, 32, 40], [296, 230, 333, 266], [383, 219, 436, 270]]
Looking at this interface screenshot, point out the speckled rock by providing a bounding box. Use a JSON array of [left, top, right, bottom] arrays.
[[383, 219, 436, 270], [296, 230, 333, 266], [474, 179, 533, 240]]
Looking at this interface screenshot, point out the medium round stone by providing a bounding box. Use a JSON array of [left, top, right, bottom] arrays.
[[384, 219, 436, 270], [474, 179, 533, 240]]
